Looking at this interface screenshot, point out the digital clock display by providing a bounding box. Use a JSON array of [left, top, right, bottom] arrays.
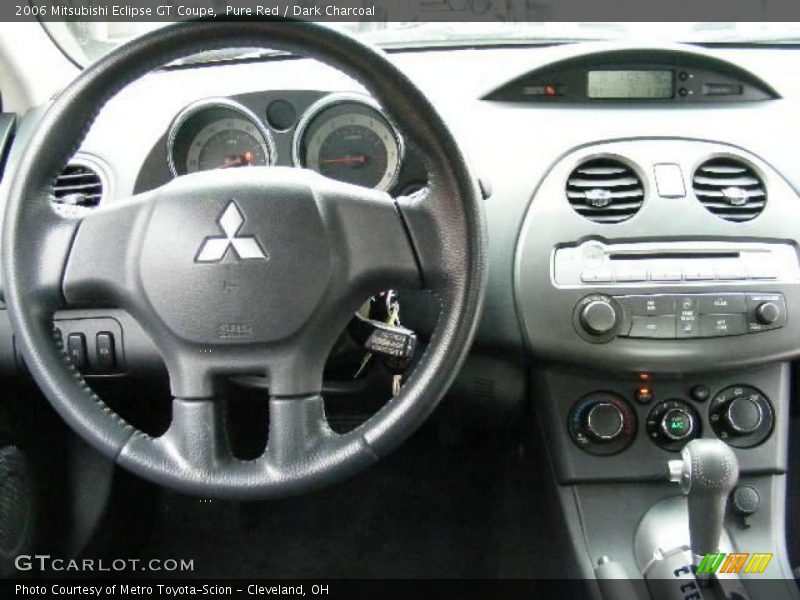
[[587, 70, 674, 99]]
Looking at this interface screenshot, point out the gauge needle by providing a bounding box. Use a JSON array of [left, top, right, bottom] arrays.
[[319, 155, 367, 166], [219, 151, 255, 169]]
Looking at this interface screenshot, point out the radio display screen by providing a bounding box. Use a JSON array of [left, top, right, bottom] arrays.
[[587, 70, 674, 99]]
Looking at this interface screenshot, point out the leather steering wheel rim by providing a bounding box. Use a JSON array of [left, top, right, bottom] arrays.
[[1, 19, 486, 499]]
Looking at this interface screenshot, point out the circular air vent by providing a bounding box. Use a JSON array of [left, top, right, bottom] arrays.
[[693, 157, 766, 222], [566, 158, 644, 224], [52, 159, 106, 216]]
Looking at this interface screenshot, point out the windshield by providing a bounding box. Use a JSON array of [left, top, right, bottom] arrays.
[[45, 21, 800, 66]]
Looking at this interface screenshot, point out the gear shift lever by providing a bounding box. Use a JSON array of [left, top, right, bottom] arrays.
[[668, 439, 739, 567]]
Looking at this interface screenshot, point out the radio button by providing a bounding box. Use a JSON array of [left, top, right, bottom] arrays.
[[699, 295, 746, 314], [580, 271, 598, 283], [749, 269, 777, 280], [627, 296, 675, 316], [615, 270, 648, 282], [650, 270, 683, 282], [685, 269, 716, 281], [676, 296, 698, 312], [675, 296, 699, 338], [630, 316, 676, 339], [699, 314, 747, 337], [580, 270, 613, 283], [676, 318, 699, 338], [716, 269, 747, 281]]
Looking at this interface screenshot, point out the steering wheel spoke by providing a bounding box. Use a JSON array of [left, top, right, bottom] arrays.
[[266, 396, 331, 467], [62, 191, 154, 309], [314, 176, 422, 298], [395, 182, 480, 294], [162, 397, 232, 469]]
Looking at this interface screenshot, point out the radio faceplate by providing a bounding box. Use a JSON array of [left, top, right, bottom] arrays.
[[553, 241, 800, 288], [572, 292, 786, 343]]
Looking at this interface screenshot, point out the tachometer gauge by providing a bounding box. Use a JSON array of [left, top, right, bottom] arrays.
[[168, 98, 275, 176], [293, 94, 403, 191], [186, 118, 269, 173]]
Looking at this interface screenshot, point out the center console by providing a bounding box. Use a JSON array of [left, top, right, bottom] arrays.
[[513, 138, 800, 596]]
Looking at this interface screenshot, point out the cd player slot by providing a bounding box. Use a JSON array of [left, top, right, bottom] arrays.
[[608, 252, 739, 260]]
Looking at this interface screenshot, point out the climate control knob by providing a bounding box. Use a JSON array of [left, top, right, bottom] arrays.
[[586, 402, 625, 441], [647, 400, 700, 451], [710, 385, 773, 447], [660, 407, 695, 441], [569, 392, 636, 455], [725, 395, 763, 434]]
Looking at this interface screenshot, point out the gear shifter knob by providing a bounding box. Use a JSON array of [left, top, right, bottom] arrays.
[[668, 439, 739, 565]]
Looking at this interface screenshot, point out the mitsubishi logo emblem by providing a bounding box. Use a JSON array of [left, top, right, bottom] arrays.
[[195, 201, 268, 263]]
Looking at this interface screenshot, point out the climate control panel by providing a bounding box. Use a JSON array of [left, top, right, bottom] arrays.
[[573, 292, 785, 342], [568, 383, 774, 455]]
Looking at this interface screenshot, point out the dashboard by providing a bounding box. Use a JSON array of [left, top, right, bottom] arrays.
[[1, 40, 796, 376], [3, 40, 800, 445]]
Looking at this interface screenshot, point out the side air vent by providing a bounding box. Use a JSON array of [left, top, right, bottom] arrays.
[[693, 157, 766, 222], [566, 158, 644, 224], [52, 161, 105, 211]]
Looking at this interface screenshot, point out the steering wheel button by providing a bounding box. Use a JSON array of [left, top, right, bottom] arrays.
[[66, 333, 88, 370], [96, 332, 116, 371]]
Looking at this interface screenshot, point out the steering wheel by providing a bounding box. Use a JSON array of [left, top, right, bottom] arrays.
[[1, 20, 486, 499]]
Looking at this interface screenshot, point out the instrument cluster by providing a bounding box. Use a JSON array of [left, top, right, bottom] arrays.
[[166, 92, 421, 194]]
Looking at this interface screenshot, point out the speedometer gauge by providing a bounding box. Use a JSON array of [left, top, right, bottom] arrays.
[[167, 98, 275, 176], [293, 94, 403, 191]]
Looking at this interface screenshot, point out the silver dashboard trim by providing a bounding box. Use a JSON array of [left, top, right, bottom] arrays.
[[166, 97, 277, 177], [550, 240, 800, 289], [290, 91, 405, 192]]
